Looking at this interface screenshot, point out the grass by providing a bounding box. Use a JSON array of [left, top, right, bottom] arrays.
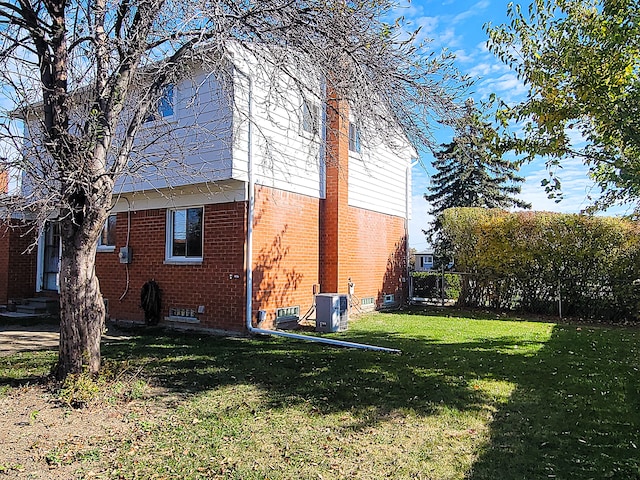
[[2, 308, 640, 479]]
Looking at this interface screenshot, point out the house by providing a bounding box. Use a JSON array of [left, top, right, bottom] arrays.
[[1, 53, 416, 333], [413, 251, 435, 272]]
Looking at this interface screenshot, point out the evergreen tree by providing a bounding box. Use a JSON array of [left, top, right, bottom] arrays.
[[425, 99, 531, 242]]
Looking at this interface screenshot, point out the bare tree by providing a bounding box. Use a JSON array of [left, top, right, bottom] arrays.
[[0, 0, 465, 379]]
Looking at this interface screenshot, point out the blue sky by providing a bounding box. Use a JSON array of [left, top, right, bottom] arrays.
[[401, 0, 627, 251]]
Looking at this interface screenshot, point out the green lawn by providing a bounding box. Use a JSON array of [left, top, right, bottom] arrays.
[[2, 309, 640, 479]]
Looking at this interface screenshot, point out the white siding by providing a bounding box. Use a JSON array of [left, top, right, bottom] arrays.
[[21, 50, 414, 213], [348, 136, 414, 218], [231, 54, 325, 199], [117, 69, 234, 193]]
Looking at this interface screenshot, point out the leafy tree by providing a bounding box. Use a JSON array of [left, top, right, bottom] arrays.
[[424, 99, 530, 241], [0, 0, 464, 379], [486, 0, 640, 212]]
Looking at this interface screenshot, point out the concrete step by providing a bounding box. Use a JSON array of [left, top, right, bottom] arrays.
[[12, 298, 59, 314], [24, 297, 59, 307], [16, 305, 49, 314]]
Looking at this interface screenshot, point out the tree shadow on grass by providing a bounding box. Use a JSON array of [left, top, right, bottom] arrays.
[[5, 317, 637, 478], [465, 324, 640, 479], [102, 326, 541, 427]]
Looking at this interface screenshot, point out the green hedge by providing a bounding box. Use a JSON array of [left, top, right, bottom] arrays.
[[411, 272, 461, 300], [439, 208, 640, 322]]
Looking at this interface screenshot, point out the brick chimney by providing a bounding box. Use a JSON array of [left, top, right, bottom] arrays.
[[0, 171, 8, 194], [319, 90, 350, 294]]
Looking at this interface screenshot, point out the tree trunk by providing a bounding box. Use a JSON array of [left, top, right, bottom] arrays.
[[55, 221, 106, 380]]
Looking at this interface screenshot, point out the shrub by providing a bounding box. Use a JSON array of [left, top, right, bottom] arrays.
[[440, 207, 640, 322]]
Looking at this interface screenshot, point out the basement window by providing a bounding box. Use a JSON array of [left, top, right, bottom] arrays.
[[383, 294, 395, 304], [276, 306, 300, 327], [166, 307, 200, 324], [276, 306, 300, 320], [361, 297, 375, 307]]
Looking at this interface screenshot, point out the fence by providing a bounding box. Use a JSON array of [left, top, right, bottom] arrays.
[[411, 269, 640, 323], [410, 270, 461, 305]]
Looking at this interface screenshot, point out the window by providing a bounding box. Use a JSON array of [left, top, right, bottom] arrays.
[[145, 84, 174, 122], [421, 255, 433, 268], [167, 207, 203, 260], [98, 214, 116, 250], [276, 306, 300, 319], [348, 122, 361, 153], [302, 99, 319, 135], [361, 297, 375, 307]]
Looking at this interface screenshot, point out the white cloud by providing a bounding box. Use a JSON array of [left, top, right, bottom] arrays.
[[519, 155, 616, 214], [476, 72, 527, 102], [452, 1, 491, 24], [413, 16, 440, 37], [467, 61, 506, 78], [409, 17, 464, 49]]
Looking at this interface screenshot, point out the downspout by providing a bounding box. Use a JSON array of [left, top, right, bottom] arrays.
[[240, 68, 399, 354], [406, 160, 419, 300]]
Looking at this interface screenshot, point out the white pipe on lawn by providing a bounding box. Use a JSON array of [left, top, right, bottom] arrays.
[[241, 68, 400, 355]]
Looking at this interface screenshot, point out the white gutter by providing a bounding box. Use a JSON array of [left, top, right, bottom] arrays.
[[240, 68, 399, 355]]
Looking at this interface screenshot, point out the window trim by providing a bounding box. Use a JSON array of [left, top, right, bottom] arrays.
[[144, 84, 176, 123], [348, 122, 361, 153], [97, 214, 117, 252], [165, 206, 204, 264], [301, 98, 320, 137]]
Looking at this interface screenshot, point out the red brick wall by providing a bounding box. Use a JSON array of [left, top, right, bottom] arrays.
[[0, 221, 38, 303], [251, 186, 321, 328], [94, 190, 406, 333], [342, 207, 408, 307], [249, 186, 407, 327], [0, 224, 10, 304], [95, 202, 247, 332]]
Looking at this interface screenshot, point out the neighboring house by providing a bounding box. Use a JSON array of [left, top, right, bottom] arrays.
[[413, 251, 435, 272], [1, 53, 416, 333]]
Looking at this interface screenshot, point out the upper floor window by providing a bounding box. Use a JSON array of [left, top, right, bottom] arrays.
[[421, 255, 433, 268], [145, 84, 174, 123], [348, 122, 361, 153], [166, 207, 203, 261], [302, 99, 320, 135], [98, 214, 116, 251]]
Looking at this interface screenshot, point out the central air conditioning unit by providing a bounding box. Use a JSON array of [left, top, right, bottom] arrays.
[[315, 293, 349, 333]]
